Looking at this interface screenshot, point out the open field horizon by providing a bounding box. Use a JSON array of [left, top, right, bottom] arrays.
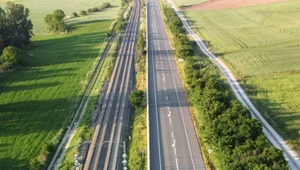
[[0, 20, 112, 169], [0, 0, 121, 35], [182, 0, 300, 154]]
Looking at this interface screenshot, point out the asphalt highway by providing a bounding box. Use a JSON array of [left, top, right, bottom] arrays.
[[82, 1, 140, 169], [147, 0, 205, 169]]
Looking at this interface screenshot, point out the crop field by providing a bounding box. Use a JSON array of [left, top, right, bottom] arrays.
[[0, 0, 121, 35], [171, 0, 208, 8], [184, 0, 300, 153], [0, 20, 112, 169]]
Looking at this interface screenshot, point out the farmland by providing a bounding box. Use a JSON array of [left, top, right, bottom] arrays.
[[183, 0, 300, 153], [0, 0, 121, 35], [0, 18, 112, 169], [172, 0, 208, 8]]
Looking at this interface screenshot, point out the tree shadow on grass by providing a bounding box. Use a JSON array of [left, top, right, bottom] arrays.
[[0, 82, 60, 93], [29, 32, 107, 67], [0, 157, 28, 170], [0, 19, 110, 169], [66, 19, 111, 32], [0, 97, 76, 137], [240, 81, 300, 144]]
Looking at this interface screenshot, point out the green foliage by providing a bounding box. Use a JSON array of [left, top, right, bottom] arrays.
[[44, 9, 66, 32], [79, 10, 87, 16], [107, 21, 117, 36], [0, 20, 111, 169], [0, 0, 122, 35], [29, 158, 42, 170], [185, 0, 300, 154], [163, 6, 193, 59], [87, 8, 93, 14], [71, 12, 78, 17], [87, 3, 112, 14], [135, 29, 146, 74], [1, 46, 26, 64], [163, 5, 288, 169], [115, 15, 125, 32], [129, 90, 146, 108], [121, 0, 127, 7], [0, 2, 33, 51], [0, 46, 28, 71], [101, 2, 112, 9], [183, 57, 288, 169]]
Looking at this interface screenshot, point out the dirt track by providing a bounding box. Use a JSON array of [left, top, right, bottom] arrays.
[[182, 0, 291, 10]]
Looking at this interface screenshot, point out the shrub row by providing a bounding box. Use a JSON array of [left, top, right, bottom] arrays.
[[135, 29, 146, 73], [163, 6, 194, 59], [162, 6, 288, 170], [87, 2, 112, 14]]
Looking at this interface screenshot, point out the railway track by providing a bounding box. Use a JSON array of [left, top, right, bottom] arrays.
[[83, 0, 140, 169]]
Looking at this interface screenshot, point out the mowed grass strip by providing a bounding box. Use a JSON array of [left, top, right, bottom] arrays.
[[0, 20, 112, 169], [184, 0, 300, 153]]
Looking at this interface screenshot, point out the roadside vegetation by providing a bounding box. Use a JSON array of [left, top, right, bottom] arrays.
[[128, 0, 147, 169], [162, 5, 288, 169], [184, 0, 300, 154]]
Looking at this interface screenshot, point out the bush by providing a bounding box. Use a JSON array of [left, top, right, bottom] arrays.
[[183, 56, 288, 169], [1, 46, 27, 65], [29, 158, 42, 170], [80, 10, 87, 16], [101, 2, 112, 9], [87, 8, 93, 14], [94, 7, 100, 12], [44, 9, 66, 32], [71, 12, 78, 17], [129, 90, 145, 108]]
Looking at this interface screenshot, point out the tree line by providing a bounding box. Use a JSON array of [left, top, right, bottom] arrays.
[[0, 2, 33, 71], [163, 6, 288, 169]]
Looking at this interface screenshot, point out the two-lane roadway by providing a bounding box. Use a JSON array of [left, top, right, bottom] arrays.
[[147, 0, 205, 169]]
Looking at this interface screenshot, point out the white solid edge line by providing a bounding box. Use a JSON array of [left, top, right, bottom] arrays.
[[175, 158, 179, 170], [156, 4, 196, 170]]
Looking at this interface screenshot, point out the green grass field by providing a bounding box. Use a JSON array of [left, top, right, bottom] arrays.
[[184, 0, 300, 153], [171, 0, 208, 8], [0, 20, 112, 169], [0, 0, 121, 35]]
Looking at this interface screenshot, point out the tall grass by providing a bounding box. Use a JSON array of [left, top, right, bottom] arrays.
[[184, 0, 300, 154], [0, 20, 112, 169]]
